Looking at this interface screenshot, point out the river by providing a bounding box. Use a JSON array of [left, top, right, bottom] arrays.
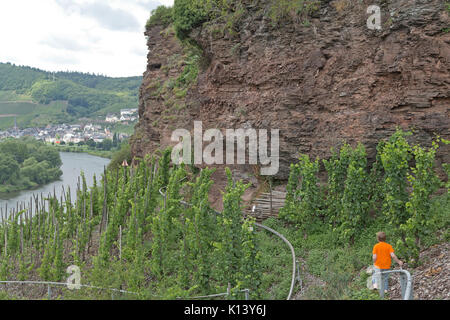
[[0, 152, 110, 218]]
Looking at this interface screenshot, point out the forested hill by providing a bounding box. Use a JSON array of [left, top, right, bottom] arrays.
[[0, 62, 141, 120]]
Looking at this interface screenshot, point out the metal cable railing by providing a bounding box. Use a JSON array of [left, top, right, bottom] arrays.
[[0, 280, 253, 300], [0, 280, 138, 299]]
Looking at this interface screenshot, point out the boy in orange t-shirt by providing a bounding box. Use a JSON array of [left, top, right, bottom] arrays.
[[372, 232, 403, 292]]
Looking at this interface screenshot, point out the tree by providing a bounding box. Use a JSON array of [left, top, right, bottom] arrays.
[[0, 153, 20, 184], [34, 146, 62, 168], [86, 139, 96, 148], [0, 139, 29, 164], [108, 142, 131, 170], [113, 133, 118, 147], [102, 139, 113, 151]]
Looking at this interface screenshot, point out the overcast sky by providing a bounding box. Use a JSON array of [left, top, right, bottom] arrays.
[[0, 0, 174, 77]]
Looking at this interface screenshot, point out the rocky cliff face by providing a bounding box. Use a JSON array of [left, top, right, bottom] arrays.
[[131, 0, 449, 207]]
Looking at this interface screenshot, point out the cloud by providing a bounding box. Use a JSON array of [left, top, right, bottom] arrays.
[[39, 52, 80, 66], [135, 0, 167, 10], [81, 3, 141, 31], [130, 44, 148, 57], [0, 0, 164, 77], [41, 34, 88, 52], [55, 0, 142, 32]]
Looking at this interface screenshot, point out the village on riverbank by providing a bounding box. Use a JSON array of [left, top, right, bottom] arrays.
[[0, 108, 137, 145]]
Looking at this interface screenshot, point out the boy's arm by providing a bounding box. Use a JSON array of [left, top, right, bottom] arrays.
[[390, 252, 403, 267], [373, 254, 377, 264]]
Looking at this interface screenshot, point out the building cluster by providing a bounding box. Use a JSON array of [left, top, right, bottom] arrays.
[[0, 123, 129, 144], [105, 108, 138, 123]]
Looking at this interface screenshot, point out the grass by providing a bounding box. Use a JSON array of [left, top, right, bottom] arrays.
[[0, 291, 19, 300], [257, 219, 295, 299]]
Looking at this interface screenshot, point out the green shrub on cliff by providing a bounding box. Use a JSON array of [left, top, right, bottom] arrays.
[[146, 5, 174, 28], [108, 141, 132, 171], [268, 0, 321, 24], [152, 1, 322, 40], [173, 0, 209, 39], [172, 0, 245, 39]]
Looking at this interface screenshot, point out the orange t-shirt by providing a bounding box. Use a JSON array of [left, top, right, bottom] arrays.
[[372, 242, 394, 269]]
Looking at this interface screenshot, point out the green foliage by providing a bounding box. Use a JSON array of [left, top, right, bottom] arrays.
[[176, 50, 201, 89], [185, 168, 216, 291], [0, 153, 20, 185], [279, 154, 323, 233], [322, 143, 352, 226], [215, 168, 248, 287], [368, 140, 387, 212], [337, 143, 371, 243], [172, 0, 247, 39], [30, 79, 137, 117], [0, 63, 46, 92], [0, 130, 447, 300], [400, 141, 442, 264], [348, 287, 381, 300], [108, 142, 132, 171], [173, 0, 209, 39], [267, 0, 321, 25], [280, 129, 447, 270], [380, 129, 412, 232], [160, 0, 322, 40], [0, 100, 71, 130], [0, 62, 140, 119], [147, 5, 174, 28], [0, 138, 62, 192], [279, 163, 300, 221]]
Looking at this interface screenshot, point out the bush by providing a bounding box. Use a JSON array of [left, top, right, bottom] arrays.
[[268, 0, 321, 25], [108, 142, 132, 170], [173, 0, 209, 39], [146, 5, 174, 28], [278, 154, 323, 233]]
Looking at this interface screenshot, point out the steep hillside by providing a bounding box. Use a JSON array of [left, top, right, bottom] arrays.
[[131, 0, 449, 207], [0, 63, 141, 127]]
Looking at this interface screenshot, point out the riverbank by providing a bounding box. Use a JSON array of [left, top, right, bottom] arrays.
[[0, 152, 110, 213], [0, 138, 63, 194], [49, 145, 114, 159], [0, 178, 56, 194]]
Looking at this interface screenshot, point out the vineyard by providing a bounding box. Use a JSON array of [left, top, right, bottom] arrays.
[[0, 129, 448, 300], [0, 148, 278, 300]]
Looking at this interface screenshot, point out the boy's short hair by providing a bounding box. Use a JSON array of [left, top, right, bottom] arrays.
[[377, 232, 386, 242]]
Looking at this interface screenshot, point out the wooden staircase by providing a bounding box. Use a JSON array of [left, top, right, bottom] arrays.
[[244, 190, 286, 222]]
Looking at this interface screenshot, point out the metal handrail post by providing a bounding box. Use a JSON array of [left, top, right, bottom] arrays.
[[376, 269, 413, 300]]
